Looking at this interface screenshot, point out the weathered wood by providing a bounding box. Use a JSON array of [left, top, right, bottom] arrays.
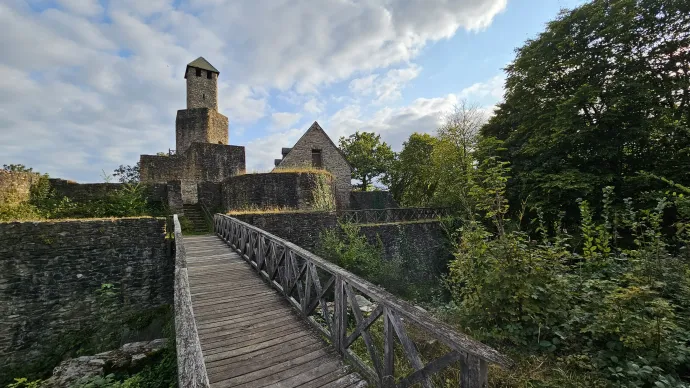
[[216, 214, 512, 367], [344, 303, 383, 349], [344, 284, 382, 376], [183, 231, 363, 388], [383, 307, 395, 388], [461, 355, 488, 388], [397, 351, 463, 388], [173, 215, 210, 388], [387, 309, 433, 388]]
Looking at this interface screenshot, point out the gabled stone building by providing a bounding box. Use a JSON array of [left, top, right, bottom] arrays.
[[139, 57, 245, 204], [274, 122, 352, 209]]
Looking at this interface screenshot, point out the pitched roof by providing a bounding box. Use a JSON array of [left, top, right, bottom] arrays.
[[184, 57, 219, 78], [280, 121, 352, 170]]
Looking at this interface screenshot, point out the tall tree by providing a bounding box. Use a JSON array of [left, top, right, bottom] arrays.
[[113, 163, 140, 184], [339, 132, 395, 191], [481, 0, 690, 219], [389, 133, 438, 206]]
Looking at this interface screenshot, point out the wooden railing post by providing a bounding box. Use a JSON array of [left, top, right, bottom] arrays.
[[382, 307, 395, 388], [461, 355, 488, 388], [333, 275, 347, 354], [215, 214, 511, 387]]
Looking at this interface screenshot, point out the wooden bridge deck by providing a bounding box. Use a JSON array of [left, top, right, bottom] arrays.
[[184, 235, 367, 388]]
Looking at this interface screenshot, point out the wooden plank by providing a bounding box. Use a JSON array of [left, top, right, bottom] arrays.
[[201, 323, 300, 353], [216, 348, 334, 388], [204, 331, 322, 370], [196, 309, 287, 331], [198, 315, 298, 342], [203, 330, 315, 363], [206, 340, 326, 382], [270, 359, 344, 388], [297, 367, 359, 388]]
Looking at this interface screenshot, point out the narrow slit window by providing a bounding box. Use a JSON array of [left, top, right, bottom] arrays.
[[195, 68, 201, 77], [312, 149, 322, 168]]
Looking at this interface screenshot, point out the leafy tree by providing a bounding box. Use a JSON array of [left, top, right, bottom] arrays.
[[113, 163, 140, 184], [389, 133, 438, 206], [481, 0, 690, 222], [2, 164, 33, 173], [338, 131, 395, 191]]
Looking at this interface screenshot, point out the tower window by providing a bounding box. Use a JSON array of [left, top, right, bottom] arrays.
[[207, 71, 212, 79], [195, 68, 201, 77], [312, 149, 322, 168], [203, 93, 205, 100]]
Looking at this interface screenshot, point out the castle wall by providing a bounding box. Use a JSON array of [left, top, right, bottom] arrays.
[[186, 67, 218, 110], [0, 218, 172, 383], [278, 128, 351, 209], [223, 172, 335, 212], [48, 179, 167, 204], [0, 171, 37, 206], [349, 191, 399, 209], [140, 143, 245, 185], [232, 213, 450, 280], [175, 108, 228, 154], [198, 182, 222, 210]]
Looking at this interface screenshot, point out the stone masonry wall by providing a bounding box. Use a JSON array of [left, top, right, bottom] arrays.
[[0, 171, 37, 206], [48, 179, 168, 204], [231, 213, 450, 276], [198, 182, 222, 210], [0, 218, 172, 383], [277, 124, 352, 209], [223, 172, 335, 212], [175, 108, 228, 154], [140, 143, 245, 186], [186, 67, 218, 110], [349, 191, 399, 210], [233, 212, 338, 250]]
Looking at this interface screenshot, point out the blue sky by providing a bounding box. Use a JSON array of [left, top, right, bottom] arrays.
[[1, 0, 585, 182]]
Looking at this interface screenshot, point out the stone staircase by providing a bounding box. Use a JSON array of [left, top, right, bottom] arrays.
[[182, 204, 210, 233]]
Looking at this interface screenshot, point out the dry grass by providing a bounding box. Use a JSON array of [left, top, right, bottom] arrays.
[[237, 166, 334, 176], [226, 206, 313, 215], [0, 216, 159, 224]]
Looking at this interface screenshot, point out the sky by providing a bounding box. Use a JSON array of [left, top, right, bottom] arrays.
[[0, 0, 586, 182]]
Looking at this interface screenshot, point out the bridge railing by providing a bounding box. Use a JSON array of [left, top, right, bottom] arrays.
[[337, 207, 451, 224], [173, 215, 210, 388], [214, 214, 511, 388]]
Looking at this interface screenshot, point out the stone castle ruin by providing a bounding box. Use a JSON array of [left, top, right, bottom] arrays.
[[138, 57, 354, 211]]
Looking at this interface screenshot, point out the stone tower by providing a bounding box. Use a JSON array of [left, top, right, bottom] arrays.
[[176, 57, 229, 154]]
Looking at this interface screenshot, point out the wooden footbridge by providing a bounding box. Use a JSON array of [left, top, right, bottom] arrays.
[[173, 214, 510, 388]]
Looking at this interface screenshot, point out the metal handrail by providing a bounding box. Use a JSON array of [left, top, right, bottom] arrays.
[[214, 214, 511, 387]]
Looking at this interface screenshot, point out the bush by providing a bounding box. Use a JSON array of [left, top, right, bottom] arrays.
[[446, 184, 690, 387]]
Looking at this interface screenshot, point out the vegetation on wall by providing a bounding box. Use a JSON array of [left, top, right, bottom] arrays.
[[5, 284, 175, 387], [329, 1, 690, 386], [0, 166, 165, 222]]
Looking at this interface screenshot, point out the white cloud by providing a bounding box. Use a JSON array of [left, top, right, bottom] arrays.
[[348, 65, 421, 103], [459, 74, 505, 101], [56, 0, 103, 17], [244, 128, 304, 172], [270, 112, 302, 131], [303, 98, 325, 114], [0, 0, 507, 181]]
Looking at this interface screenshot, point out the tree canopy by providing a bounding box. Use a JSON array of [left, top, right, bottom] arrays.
[[481, 0, 690, 219], [339, 131, 394, 191]]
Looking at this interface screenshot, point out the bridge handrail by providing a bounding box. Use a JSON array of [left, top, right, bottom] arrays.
[[214, 214, 511, 387], [337, 207, 451, 224], [173, 215, 210, 388]]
